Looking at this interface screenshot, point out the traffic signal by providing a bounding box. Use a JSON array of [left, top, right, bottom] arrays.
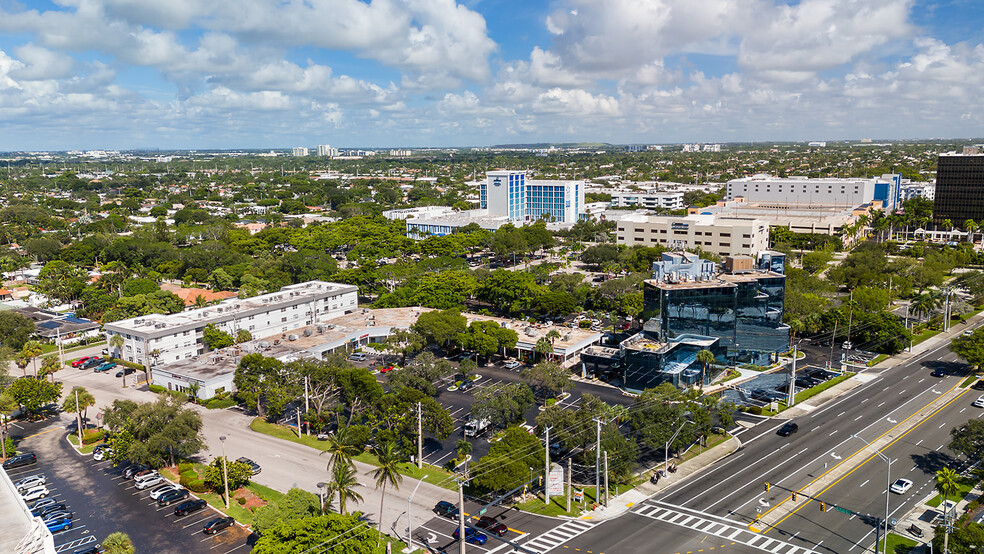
[[764, 482, 771, 492], [791, 491, 797, 501], [820, 502, 826, 512], [539, 476, 543, 486]]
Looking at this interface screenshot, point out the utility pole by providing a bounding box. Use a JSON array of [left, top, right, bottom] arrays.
[[829, 318, 838, 365], [457, 458, 468, 554], [304, 376, 310, 436], [787, 344, 797, 407], [544, 426, 552, 505], [417, 402, 423, 470], [594, 418, 602, 506], [846, 289, 854, 347], [296, 409, 302, 438], [75, 388, 83, 444], [603, 451, 609, 507], [567, 458, 572, 513]]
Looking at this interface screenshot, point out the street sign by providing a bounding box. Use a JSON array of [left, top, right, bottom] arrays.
[[478, 508, 487, 516], [573, 489, 584, 502], [547, 465, 564, 496], [835, 506, 851, 515]]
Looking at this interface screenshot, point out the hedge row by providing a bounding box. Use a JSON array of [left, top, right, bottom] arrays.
[[206, 398, 236, 410], [148, 384, 166, 394], [81, 430, 105, 445], [179, 469, 208, 493]]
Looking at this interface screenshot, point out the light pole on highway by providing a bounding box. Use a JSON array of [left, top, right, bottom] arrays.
[[853, 434, 891, 554], [219, 435, 230, 510]]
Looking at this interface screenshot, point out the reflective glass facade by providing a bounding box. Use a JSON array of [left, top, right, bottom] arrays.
[[933, 154, 984, 224], [527, 184, 566, 222]]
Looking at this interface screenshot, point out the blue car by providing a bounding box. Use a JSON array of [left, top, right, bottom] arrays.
[[46, 517, 73, 533], [94, 362, 117, 373], [452, 527, 488, 545]]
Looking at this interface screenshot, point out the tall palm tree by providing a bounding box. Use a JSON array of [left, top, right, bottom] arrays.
[[370, 440, 404, 548], [328, 461, 363, 515], [965, 219, 978, 244], [695, 349, 715, 389], [936, 467, 960, 554], [109, 333, 125, 359], [319, 425, 362, 475], [545, 329, 561, 345], [20, 341, 42, 378], [534, 337, 552, 362]]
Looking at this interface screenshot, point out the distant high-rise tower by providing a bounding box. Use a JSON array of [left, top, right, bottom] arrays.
[[933, 147, 984, 225], [317, 145, 337, 157], [292, 147, 309, 157]]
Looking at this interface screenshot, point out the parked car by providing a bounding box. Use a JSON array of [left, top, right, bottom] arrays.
[[131, 468, 155, 481], [174, 498, 208, 517], [30, 498, 59, 511], [890, 478, 914, 494], [42, 510, 74, 522], [379, 365, 396, 373], [82, 357, 105, 369], [157, 488, 190, 506], [475, 516, 508, 537], [45, 517, 73, 533], [31, 503, 68, 517], [94, 361, 118, 373], [236, 457, 261, 475], [14, 474, 47, 492], [504, 360, 522, 370], [795, 377, 820, 389], [458, 379, 474, 392], [807, 369, 838, 380], [73, 546, 103, 554], [115, 367, 136, 378], [93, 446, 113, 461], [777, 422, 799, 437], [973, 379, 984, 391], [348, 353, 367, 362], [72, 356, 93, 368], [21, 485, 50, 502], [122, 464, 148, 479], [135, 474, 165, 490], [203, 516, 236, 535], [3, 452, 37, 469], [452, 527, 488, 545], [433, 501, 458, 519], [149, 484, 181, 500]]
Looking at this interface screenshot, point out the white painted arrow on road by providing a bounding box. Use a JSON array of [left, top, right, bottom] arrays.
[[426, 532, 437, 544], [887, 418, 897, 424], [831, 453, 842, 460]]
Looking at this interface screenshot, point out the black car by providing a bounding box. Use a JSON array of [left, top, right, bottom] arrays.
[[973, 380, 984, 391], [795, 377, 820, 389], [115, 367, 136, 378], [174, 498, 208, 517], [31, 503, 68, 517], [82, 357, 104, 369], [73, 546, 103, 554], [157, 488, 190, 506], [3, 452, 37, 469], [932, 367, 947, 378], [122, 464, 149, 479], [433, 500, 458, 519], [203, 516, 235, 535], [236, 457, 261, 475], [458, 379, 474, 392], [807, 369, 837, 380], [777, 422, 799, 437], [475, 515, 508, 537]]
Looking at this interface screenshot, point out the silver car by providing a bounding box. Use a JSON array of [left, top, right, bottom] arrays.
[[14, 474, 46, 492], [135, 474, 165, 490]]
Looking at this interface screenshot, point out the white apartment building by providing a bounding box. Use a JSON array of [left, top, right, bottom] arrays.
[[104, 281, 358, 368], [900, 182, 935, 201], [382, 205, 455, 221], [726, 174, 901, 210], [610, 190, 684, 210], [482, 170, 585, 224], [316, 144, 339, 157], [292, 147, 309, 157], [616, 213, 769, 257]]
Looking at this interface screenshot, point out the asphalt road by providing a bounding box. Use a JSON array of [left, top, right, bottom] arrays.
[[6, 414, 251, 554]]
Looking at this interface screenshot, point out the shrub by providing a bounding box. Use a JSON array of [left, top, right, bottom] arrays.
[[1, 437, 13, 455], [165, 390, 188, 403], [237, 497, 247, 505], [206, 398, 236, 410], [148, 384, 166, 394], [81, 430, 104, 445], [546, 398, 557, 406], [579, 320, 593, 329], [186, 479, 209, 493], [178, 462, 193, 473], [179, 470, 198, 488], [747, 406, 763, 416]]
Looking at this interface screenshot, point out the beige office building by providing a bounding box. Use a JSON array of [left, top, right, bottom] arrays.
[[616, 213, 769, 257]]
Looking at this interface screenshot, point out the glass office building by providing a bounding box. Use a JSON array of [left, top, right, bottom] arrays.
[[484, 171, 583, 224], [933, 149, 984, 225]]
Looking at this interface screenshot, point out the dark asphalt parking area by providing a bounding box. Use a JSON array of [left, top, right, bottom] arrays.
[[6, 415, 253, 554]]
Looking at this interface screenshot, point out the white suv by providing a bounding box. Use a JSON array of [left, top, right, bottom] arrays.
[[973, 395, 984, 408], [21, 485, 49, 502], [135, 473, 164, 490]]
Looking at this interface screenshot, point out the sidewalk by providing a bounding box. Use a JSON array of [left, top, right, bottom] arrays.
[[577, 435, 742, 521]]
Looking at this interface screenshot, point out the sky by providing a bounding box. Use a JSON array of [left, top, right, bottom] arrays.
[[0, 0, 982, 150]]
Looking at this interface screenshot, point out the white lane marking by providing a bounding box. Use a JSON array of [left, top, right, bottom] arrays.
[[860, 480, 869, 487]]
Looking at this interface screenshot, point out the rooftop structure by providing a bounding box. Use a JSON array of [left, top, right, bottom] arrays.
[[0, 466, 56, 554], [726, 173, 901, 210], [616, 213, 769, 257]]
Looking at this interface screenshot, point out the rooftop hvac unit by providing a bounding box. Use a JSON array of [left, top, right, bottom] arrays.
[[134, 319, 143, 325], [288, 334, 298, 341], [155, 324, 166, 329], [303, 329, 313, 337], [317, 326, 325, 334]]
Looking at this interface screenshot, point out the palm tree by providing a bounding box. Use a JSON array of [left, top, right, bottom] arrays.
[[102, 531, 135, 554], [695, 349, 715, 389], [545, 329, 561, 345], [109, 333, 125, 359], [965, 219, 978, 244], [911, 292, 942, 321], [319, 425, 362, 475], [328, 460, 363, 515], [936, 467, 960, 554], [20, 340, 42, 378], [62, 386, 96, 423], [534, 337, 552, 362], [370, 440, 404, 548]]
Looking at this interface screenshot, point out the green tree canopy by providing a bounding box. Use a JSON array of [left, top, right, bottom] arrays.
[[0, 312, 35, 350], [251, 513, 383, 554], [472, 425, 544, 493], [6, 377, 62, 415]]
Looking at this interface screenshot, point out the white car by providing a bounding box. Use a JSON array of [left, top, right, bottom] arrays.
[[93, 447, 113, 461], [148, 484, 181, 500], [21, 485, 49, 502], [135, 474, 165, 490], [973, 396, 984, 408], [890, 478, 914, 495], [14, 474, 46, 492], [504, 361, 521, 370]]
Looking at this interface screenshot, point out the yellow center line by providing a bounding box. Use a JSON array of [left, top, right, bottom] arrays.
[[762, 381, 968, 533], [23, 426, 63, 440]]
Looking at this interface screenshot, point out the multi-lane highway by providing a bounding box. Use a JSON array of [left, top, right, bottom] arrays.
[[514, 327, 978, 554]]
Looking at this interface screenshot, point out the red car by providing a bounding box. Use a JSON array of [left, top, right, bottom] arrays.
[[379, 365, 396, 373], [72, 356, 93, 368]]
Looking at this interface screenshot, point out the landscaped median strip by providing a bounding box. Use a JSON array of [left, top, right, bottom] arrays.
[[749, 380, 968, 533]]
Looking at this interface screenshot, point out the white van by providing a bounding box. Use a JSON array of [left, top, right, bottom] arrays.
[[349, 353, 367, 362]]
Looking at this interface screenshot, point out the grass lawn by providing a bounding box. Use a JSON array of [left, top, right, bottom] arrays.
[[961, 375, 979, 388], [514, 485, 602, 518], [792, 372, 854, 404], [927, 478, 976, 507], [678, 433, 730, 463], [250, 418, 457, 491], [868, 354, 889, 366], [883, 532, 918, 554], [67, 434, 102, 454], [912, 329, 941, 347]]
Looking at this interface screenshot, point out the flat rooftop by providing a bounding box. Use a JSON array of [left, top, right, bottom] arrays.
[[644, 269, 784, 291]]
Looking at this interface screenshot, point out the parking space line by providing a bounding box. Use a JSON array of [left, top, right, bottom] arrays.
[[222, 544, 248, 554]]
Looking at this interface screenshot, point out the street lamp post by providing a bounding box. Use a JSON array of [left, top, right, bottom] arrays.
[[853, 435, 891, 554], [406, 478, 424, 552], [219, 435, 230, 510], [316, 481, 328, 515]]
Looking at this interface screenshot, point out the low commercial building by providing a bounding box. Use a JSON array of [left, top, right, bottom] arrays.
[[105, 281, 358, 369], [726, 174, 902, 211], [616, 213, 769, 257], [610, 190, 684, 210], [382, 206, 455, 221]]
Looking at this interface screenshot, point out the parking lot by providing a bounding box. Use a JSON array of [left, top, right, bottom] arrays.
[[6, 415, 252, 554]]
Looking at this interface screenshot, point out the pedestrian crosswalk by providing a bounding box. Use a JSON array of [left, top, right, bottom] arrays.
[[520, 519, 596, 553], [633, 501, 819, 554]]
